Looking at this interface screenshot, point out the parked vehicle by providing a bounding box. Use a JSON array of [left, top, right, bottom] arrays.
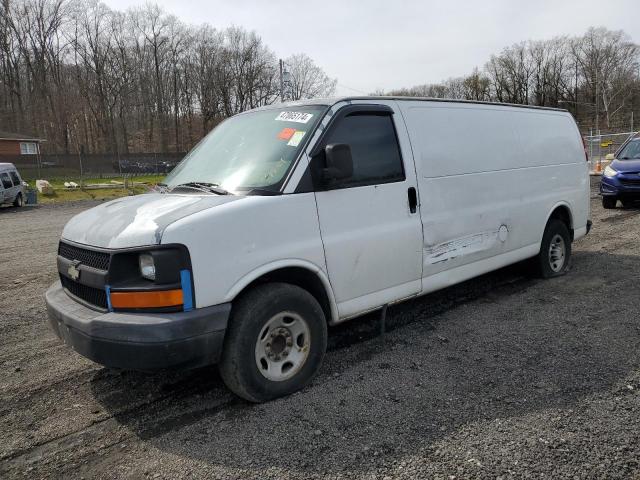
[[600, 136, 640, 208], [46, 97, 591, 402], [0, 163, 26, 207]]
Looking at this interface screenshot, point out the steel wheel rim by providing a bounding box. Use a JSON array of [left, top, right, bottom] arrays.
[[255, 311, 311, 382], [548, 234, 566, 272]]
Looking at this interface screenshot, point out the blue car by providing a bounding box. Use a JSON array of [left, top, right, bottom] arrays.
[[600, 137, 640, 209]]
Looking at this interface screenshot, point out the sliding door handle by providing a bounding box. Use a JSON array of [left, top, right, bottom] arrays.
[[408, 187, 417, 214]]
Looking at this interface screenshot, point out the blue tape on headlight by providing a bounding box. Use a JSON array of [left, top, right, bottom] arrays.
[[105, 285, 113, 312], [180, 270, 193, 312]]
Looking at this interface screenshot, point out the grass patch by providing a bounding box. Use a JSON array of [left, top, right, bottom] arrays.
[[24, 174, 164, 204], [24, 174, 165, 189], [37, 186, 150, 204]]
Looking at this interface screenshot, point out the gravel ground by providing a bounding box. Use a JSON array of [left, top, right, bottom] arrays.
[[0, 181, 639, 479]]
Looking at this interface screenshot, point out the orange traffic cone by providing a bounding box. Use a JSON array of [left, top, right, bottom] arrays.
[[594, 161, 602, 173]]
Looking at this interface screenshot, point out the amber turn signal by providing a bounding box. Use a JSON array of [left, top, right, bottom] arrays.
[[110, 289, 183, 309]]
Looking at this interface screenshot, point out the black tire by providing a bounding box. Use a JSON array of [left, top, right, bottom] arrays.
[[534, 219, 572, 279], [219, 282, 327, 403], [621, 199, 637, 208], [602, 196, 617, 209], [13, 193, 23, 207]]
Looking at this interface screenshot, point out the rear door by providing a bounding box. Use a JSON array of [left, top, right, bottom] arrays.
[[311, 103, 423, 319]]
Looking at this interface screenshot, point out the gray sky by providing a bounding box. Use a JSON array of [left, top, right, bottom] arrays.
[[103, 0, 640, 95]]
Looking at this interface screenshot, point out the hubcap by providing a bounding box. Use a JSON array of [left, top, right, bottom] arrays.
[[255, 312, 310, 382], [548, 234, 566, 272]]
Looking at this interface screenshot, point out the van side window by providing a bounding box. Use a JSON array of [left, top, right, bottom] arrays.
[[1, 173, 12, 189], [9, 171, 20, 186], [322, 113, 404, 188]]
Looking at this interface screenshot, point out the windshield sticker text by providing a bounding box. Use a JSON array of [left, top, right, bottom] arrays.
[[275, 111, 313, 124]]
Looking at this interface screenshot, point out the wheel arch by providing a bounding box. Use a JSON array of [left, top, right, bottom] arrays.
[[544, 202, 574, 241], [224, 260, 339, 325]]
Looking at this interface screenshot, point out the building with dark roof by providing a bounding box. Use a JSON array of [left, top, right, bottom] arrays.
[[0, 131, 46, 157]]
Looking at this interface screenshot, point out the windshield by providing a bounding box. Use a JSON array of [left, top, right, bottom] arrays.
[[164, 106, 325, 193], [617, 139, 640, 160]]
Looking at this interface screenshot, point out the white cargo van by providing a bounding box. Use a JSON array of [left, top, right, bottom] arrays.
[[0, 163, 26, 207], [46, 97, 591, 402]]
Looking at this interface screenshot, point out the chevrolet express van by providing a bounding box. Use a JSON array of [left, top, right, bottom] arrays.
[[46, 97, 591, 402]]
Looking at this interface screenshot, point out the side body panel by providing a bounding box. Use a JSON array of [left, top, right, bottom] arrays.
[[396, 101, 589, 292]]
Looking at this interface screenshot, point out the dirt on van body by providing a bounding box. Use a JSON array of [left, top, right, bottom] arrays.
[[1, 181, 639, 479]]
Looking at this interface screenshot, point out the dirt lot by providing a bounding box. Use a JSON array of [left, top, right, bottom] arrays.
[[1, 182, 639, 479]]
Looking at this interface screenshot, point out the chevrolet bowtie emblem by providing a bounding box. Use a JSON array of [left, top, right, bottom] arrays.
[[67, 262, 81, 281]]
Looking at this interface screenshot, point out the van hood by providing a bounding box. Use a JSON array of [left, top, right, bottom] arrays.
[[62, 193, 241, 249]]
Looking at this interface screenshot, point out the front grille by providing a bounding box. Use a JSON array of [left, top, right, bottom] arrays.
[[58, 242, 110, 270], [620, 178, 640, 187], [60, 275, 108, 310]]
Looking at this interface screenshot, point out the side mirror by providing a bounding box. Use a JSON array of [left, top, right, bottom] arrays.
[[323, 143, 353, 182], [605, 153, 615, 161]]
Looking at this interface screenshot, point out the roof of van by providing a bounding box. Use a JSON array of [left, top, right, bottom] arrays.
[[271, 96, 567, 113], [0, 163, 16, 168]]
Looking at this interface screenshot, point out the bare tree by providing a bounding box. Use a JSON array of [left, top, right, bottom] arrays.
[[572, 27, 639, 129], [284, 53, 336, 100]]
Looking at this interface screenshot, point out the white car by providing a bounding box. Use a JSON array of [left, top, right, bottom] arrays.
[[0, 163, 26, 207], [46, 97, 591, 402]]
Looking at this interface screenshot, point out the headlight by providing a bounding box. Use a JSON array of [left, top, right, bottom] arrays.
[[139, 253, 156, 280], [603, 165, 618, 178]]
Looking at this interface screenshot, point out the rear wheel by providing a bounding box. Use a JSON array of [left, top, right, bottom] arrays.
[[534, 219, 571, 278], [219, 282, 327, 402], [602, 196, 617, 209], [13, 193, 23, 207]]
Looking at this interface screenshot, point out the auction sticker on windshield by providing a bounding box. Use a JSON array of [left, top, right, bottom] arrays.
[[275, 111, 314, 124], [287, 131, 306, 147]]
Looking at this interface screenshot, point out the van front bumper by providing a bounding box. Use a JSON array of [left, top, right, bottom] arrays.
[[45, 281, 231, 370]]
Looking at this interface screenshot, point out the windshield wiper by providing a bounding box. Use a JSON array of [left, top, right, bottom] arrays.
[[244, 187, 282, 196], [171, 182, 231, 195]]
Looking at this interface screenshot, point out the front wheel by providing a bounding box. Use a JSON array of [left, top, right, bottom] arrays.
[[219, 283, 327, 402], [534, 219, 571, 278], [13, 193, 23, 207]]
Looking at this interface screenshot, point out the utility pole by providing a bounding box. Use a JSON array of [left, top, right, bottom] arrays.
[[595, 68, 599, 137], [574, 63, 578, 121], [279, 59, 285, 102]]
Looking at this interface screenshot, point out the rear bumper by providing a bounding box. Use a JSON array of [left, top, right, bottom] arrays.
[[45, 281, 231, 370]]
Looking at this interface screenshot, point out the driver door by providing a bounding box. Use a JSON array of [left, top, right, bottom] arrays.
[[312, 104, 423, 319]]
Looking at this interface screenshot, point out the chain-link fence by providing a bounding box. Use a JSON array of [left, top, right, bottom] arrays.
[[584, 131, 638, 170], [7, 152, 186, 181]]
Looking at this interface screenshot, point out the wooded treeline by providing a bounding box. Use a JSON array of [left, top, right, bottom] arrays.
[[380, 28, 640, 133], [0, 0, 336, 154]]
